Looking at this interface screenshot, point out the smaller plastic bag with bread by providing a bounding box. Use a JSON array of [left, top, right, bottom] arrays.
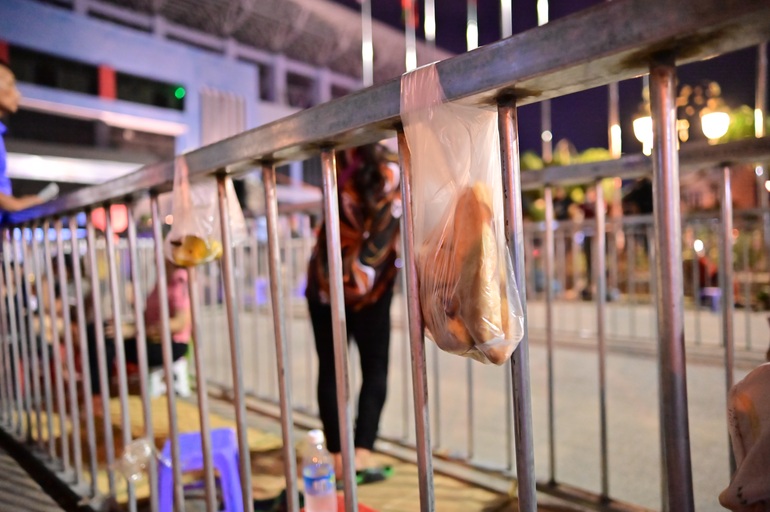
[[400, 63, 524, 365], [164, 156, 246, 267]]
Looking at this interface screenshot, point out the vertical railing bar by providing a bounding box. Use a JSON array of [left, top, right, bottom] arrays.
[[19, 228, 40, 446], [2, 229, 22, 436], [263, 164, 300, 512], [85, 211, 117, 494], [557, 228, 566, 300], [396, 234, 411, 441], [627, 226, 636, 340], [249, 234, 262, 398], [186, 266, 219, 512], [498, 99, 537, 512], [431, 342, 440, 449], [149, 195, 185, 511], [319, 149, 359, 510], [69, 217, 99, 496], [649, 54, 695, 512], [42, 220, 70, 473], [466, 359, 474, 460], [13, 230, 33, 443], [249, 230, 260, 396], [103, 208, 137, 512], [692, 221, 702, 345], [742, 234, 751, 351], [648, 224, 658, 340], [29, 224, 56, 461], [0, 235, 13, 432], [0, 238, 9, 428], [594, 182, 609, 498], [54, 217, 83, 485], [544, 186, 556, 484], [125, 204, 159, 512], [504, 362, 513, 472], [608, 223, 619, 334], [719, 166, 736, 475], [572, 226, 580, 309], [396, 132, 435, 512], [524, 231, 535, 300], [55, 219, 82, 481], [9, 230, 30, 441], [215, 175, 254, 512]]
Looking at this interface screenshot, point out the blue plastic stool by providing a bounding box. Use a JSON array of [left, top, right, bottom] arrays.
[[158, 428, 244, 512]]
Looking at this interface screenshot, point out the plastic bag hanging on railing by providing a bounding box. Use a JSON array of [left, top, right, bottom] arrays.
[[112, 438, 171, 483], [400, 63, 524, 365], [164, 156, 247, 267]]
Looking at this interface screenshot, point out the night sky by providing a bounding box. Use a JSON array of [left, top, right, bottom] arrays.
[[331, 0, 761, 156]]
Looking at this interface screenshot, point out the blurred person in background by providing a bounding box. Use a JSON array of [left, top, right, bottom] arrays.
[[0, 61, 50, 215], [305, 142, 401, 484]]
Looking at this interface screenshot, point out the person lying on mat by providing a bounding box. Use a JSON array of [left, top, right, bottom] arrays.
[[86, 258, 191, 414]]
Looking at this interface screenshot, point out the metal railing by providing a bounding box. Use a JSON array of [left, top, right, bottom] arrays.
[[0, 1, 769, 511]]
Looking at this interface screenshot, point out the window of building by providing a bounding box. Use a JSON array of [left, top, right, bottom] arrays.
[[286, 72, 315, 108], [116, 72, 186, 111], [10, 45, 98, 95]]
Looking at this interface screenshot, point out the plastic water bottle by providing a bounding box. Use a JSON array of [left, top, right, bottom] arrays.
[[302, 429, 337, 512]]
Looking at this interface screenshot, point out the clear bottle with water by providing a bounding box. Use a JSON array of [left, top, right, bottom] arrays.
[[302, 429, 337, 512]]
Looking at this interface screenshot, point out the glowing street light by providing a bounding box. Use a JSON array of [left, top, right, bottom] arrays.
[[700, 111, 730, 142], [633, 115, 653, 156]]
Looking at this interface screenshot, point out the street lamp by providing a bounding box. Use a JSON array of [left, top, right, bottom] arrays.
[[633, 115, 652, 156], [700, 111, 730, 142]]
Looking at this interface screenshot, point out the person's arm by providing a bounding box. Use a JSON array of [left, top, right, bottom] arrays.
[[0, 191, 43, 212]]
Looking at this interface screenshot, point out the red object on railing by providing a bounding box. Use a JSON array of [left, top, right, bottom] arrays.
[[92, 205, 129, 234]]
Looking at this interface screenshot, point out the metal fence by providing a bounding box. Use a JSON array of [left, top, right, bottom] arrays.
[[0, 1, 769, 511]]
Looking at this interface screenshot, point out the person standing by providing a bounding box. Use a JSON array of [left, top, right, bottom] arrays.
[[0, 61, 49, 215], [305, 143, 401, 483]]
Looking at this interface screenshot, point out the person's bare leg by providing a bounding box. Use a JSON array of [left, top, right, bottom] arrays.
[[333, 452, 343, 477], [355, 448, 372, 470]]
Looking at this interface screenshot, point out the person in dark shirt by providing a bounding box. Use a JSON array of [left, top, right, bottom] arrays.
[[305, 143, 400, 482]]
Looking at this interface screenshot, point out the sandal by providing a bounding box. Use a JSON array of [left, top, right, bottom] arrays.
[[334, 465, 394, 490], [357, 465, 394, 485]]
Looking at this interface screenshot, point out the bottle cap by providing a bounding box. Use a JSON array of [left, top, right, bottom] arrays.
[[307, 429, 325, 445]]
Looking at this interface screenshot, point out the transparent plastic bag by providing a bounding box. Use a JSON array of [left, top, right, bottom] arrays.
[[164, 156, 247, 267], [400, 63, 524, 365], [112, 438, 171, 483]]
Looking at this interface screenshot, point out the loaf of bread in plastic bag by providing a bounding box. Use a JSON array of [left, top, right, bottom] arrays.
[[418, 182, 515, 365]]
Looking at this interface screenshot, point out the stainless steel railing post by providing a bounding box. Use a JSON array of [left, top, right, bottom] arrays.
[[68, 216, 99, 496], [186, 265, 218, 512], [215, 175, 254, 512], [28, 223, 55, 460], [594, 182, 609, 498], [544, 186, 556, 484], [396, 132, 435, 512], [149, 195, 184, 511], [125, 205, 159, 512], [649, 53, 695, 512], [54, 219, 83, 482], [497, 99, 537, 512], [263, 163, 300, 512], [42, 220, 70, 474], [718, 166, 736, 475], [1, 230, 22, 435], [319, 148, 359, 510], [85, 210, 117, 494], [103, 207, 137, 511]]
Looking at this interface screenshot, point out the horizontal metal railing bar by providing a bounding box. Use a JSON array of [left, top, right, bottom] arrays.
[[8, 0, 770, 224], [520, 137, 770, 190]]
